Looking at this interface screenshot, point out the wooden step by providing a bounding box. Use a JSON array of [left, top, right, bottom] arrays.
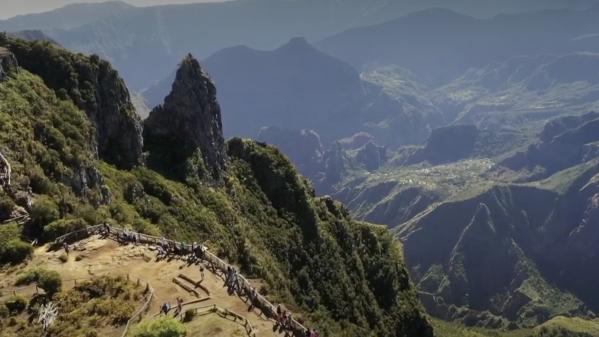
[[178, 273, 211, 296], [172, 277, 199, 297]]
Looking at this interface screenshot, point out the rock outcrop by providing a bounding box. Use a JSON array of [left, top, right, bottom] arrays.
[[407, 124, 478, 165], [86, 58, 144, 169], [0, 47, 17, 81], [356, 141, 387, 171], [257, 127, 324, 177], [144, 54, 227, 182], [502, 112, 599, 180], [0, 38, 143, 169]]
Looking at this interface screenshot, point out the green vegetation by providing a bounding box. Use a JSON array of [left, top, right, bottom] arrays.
[[3, 296, 26, 315], [0, 239, 32, 265], [0, 46, 432, 337], [131, 317, 187, 337], [0, 223, 31, 265], [15, 268, 62, 296], [432, 316, 599, 337], [0, 276, 145, 337]]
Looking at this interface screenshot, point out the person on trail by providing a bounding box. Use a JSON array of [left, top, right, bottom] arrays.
[[225, 266, 232, 287], [276, 305, 282, 325], [248, 287, 257, 310], [160, 302, 170, 315], [156, 246, 164, 259], [63, 242, 70, 255], [198, 244, 206, 259], [176, 297, 184, 316], [199, 266, 205, 281]]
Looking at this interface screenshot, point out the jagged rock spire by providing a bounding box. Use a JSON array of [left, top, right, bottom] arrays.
[[143, 54, 227, 182], [0, 47, 18, 81]]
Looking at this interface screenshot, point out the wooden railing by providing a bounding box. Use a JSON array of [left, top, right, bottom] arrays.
[[1, 214, 31, 225], [54, 225, 311, 337], [121, 281, 154, 337], [0, 150, 11, 188], [187, 304, 257, 337]]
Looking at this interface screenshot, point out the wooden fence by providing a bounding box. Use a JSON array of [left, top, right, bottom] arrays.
[[54, 224, 311, 336], [121, 281, 154, 337]]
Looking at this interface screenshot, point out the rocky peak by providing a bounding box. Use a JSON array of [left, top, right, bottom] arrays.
[[356, 141, 387, 171], [0, 38, 143, 169], [0, 47, 18, 81], [143, 54, 227, 182]]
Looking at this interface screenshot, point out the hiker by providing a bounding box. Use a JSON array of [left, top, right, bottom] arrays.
[[276, 305, 282, 324], [63, 242, 70, 255], [248, 287, 256, 310], [175, 297, 184, 316], [160, 302, 170, 315], [199, 266, 205, 281], [225, 266, 232, 287], [197, 244, 206, 259]]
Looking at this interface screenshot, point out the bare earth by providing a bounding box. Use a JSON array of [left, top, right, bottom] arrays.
[[0, 236, 282, 337]]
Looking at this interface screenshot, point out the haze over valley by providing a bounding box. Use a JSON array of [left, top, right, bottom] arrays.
[[2, 1, 599, 337]]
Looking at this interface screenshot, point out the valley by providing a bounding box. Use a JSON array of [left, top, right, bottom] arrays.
[[2, 1, 599, 336]]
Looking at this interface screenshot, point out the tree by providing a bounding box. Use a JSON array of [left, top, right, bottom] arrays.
[[131, 317, 186, 337], [0, 239, 33, 264], [16, 268, 62, 296]]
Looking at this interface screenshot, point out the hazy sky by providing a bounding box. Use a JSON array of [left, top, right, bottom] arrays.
[[0, 0, 228, 19]]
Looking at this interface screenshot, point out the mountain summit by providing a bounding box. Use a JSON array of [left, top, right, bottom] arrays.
[[143, 54, 227, 182]]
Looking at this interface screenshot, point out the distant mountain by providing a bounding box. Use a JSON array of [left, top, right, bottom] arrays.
[[398, 174, 598, 328], [1, 0, 597, 88], [434, 53, 599, 134], [502, 112, 599, 181], [318, 6, 599, 86], [146, 38, 432, 146], [323, 111, 599, 328], [0, 1, 135, 31], [6, 30, 58, 44]]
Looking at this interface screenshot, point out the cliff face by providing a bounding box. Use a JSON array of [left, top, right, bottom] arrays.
[[143, 54, 227, 182], [503, 112, 599, 180], [0, 47, 18, 81], [0, 37, 143, 169]]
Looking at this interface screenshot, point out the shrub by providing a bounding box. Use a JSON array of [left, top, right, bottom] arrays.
[[0, 239, 33, 265], [131, 317, 186, 337], [0, 304, 9, 318], [44, 218, 87, 240], [4, 296, 26, 315], [182, 309, 196, 322], [0, 192, 15, 219], [30, 196, 60, 230], [58, 253, 68, 263], [16, 268, 62, 296]]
